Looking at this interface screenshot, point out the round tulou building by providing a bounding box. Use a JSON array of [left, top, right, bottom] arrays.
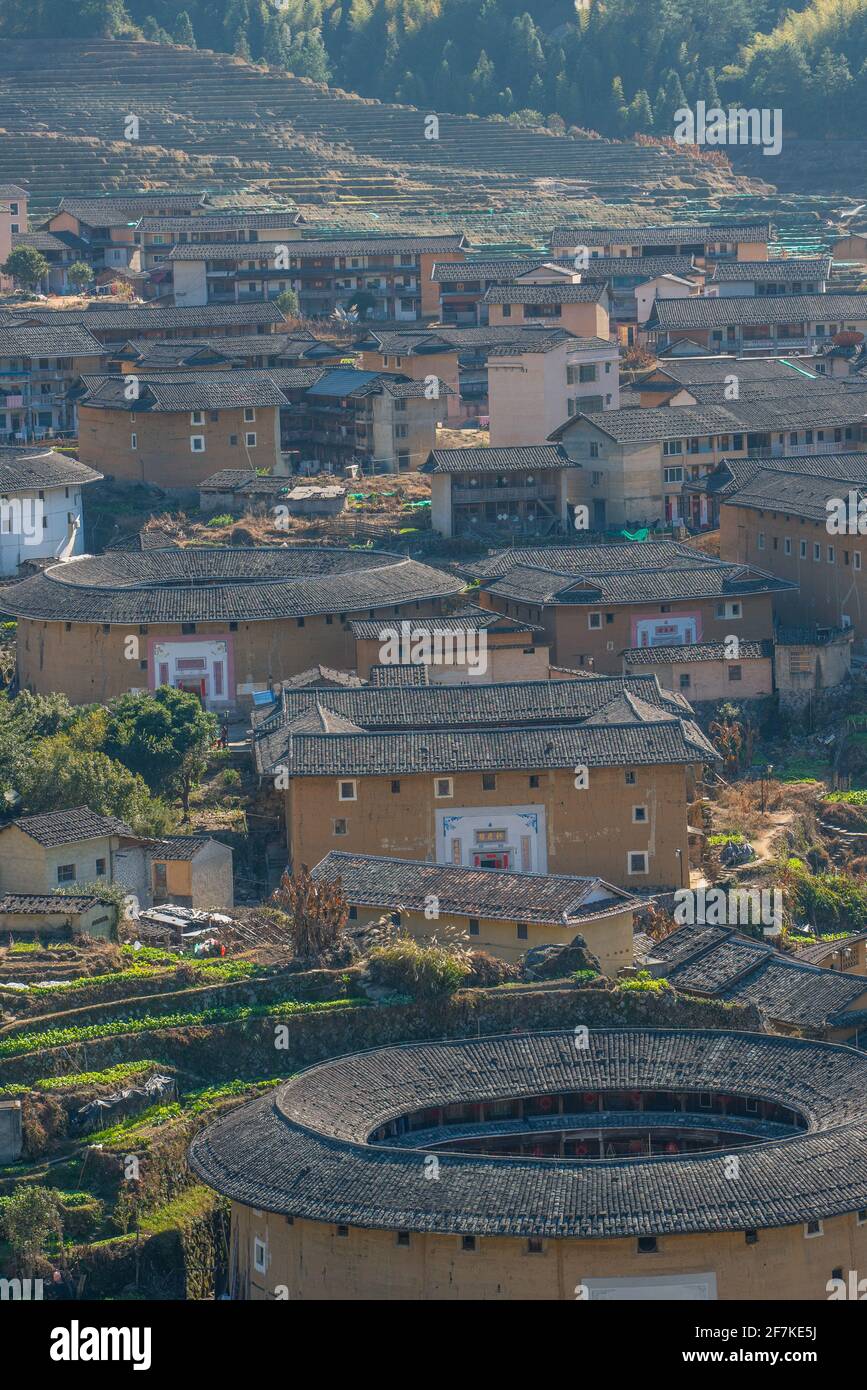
[[2, 544, 464, 710], [189, 1028, 867, 1301]]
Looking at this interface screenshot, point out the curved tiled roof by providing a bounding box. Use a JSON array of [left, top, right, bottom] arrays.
[[1, 546, 464, 625], [0, 447, 102, 493], [189, 1028, 867, 1236]]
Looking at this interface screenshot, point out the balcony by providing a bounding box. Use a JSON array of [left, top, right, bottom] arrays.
[[453, 486, 559, 504]]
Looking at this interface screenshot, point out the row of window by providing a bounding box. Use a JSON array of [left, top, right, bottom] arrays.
[[252, 1213, 864, 1274], [129, 432, 257, 452], [57, 859, 105, 883], [586, 602, 741, 630], [757, 533, 863, 569]]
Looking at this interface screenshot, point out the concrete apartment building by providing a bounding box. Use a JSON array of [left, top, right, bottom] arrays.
[[467, 541, 790, 674], [552, 391, 867, 530], [0, 183, 29, 292], [487, 333, 619, 446], [171, 234, 466, 319], [0, 446, 101, 575], [549, 222, 771, 265], [484, 279, 610, 339], [706, 257, 832, 297], [422, 444, 580, 539], [75, 371, 285, 488], [9, 301, 285, 344], [646, 293, 867, 355], [0, 323, 105, 442]]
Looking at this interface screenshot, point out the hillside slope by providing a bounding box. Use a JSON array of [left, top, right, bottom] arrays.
[[0, 39, 765, 235]]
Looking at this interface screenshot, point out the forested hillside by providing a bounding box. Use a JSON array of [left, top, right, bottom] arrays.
[[1, 0, 862, 142]]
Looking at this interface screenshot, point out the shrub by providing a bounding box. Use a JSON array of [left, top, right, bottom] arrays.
[[779, 858, 867, 932], [206, 514, 234, 528], [367, 936, 471, 999], [223, 767, 241, 787], [617, 970, 672, 994]]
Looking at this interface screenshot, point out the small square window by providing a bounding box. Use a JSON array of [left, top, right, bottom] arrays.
[[334, 818, 348, 836], [632, 806, 647, 823], [396, 1231, 410, 1247], [588, 612, 602, 630], [468, 919, 480, 936], [348, 906, 358, 921], [391, 780, 401, 793], [181, 623, 196, 635], [337, 1225, 349, 1238], [516, 923, 528, 941], [625, 770, 636, 785], [461, 1235, 476, 1252], [244, 407, 256, 423], [57, 864, 76, 884], [229, 434, 238, 446], [857, 1209, 867, 1225], [679, 673, 691, 689], [529, 774, 540, 788], [190, 435, 205, 452], [245, 432, 257, 448], [800, 540, 808, 559], [338, 780, 357, 801], [728, 665, 742, 682], [745, 1230, 758, 1245], [95, 858, 106, 877], [482, 773, 496, 790], [527, 1238, 543, 1254], [855, 552, 863, 571], [628, 852, 648, 875], [804, 1220, 823, 1238], [435, 777, 453, 798], [637, 1236, 657, 1254], [191, 410, 204, 426], [253, 1237, 267, 1273], [828, 546, 835, 563], [229, 622, 238, 631]]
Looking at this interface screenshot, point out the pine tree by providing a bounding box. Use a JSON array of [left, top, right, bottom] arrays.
[[263, 14, 290, 67], [174, 11, 196, 49], [628, 88, 654, 135]]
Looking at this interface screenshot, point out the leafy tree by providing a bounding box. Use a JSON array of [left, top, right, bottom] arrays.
[[16, 737, 173, 834], [628, 88, 654, 134], [66, 260, 93, 293], [0, 1185, 63, 1276], [104, 686, 217, 817], [174, 10, 196, 48], [263, 13, 289, 66], [2, 246, 49, 293], [275, 287, 299, 317]]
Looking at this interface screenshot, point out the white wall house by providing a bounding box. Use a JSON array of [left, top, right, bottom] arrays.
[[0, 448, 102, 576], [488, 335, 619, 446]]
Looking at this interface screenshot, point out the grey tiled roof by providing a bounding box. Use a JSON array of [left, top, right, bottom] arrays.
[[173, 234, 466, 258], [256, 710, 716, 777], [312, 850, 637, 924], [550, 223, 772, 248], [150, 836, 218, 861], [484, 283, 606, 304], [553, 403, 742, 443], [484, 560, 793, 607], [189, 1027, 867, 1236], [58, 194, 205, 222], [639, 924, 867, 1029], [1, 546, 464, 625], [350, 604, 544, 638], [0, 324, 103, 357], [623, 641, 773, 664], [649, 356, 822, 387], [14, 303, 283, 331], [367, 664, 430, 686], [431, 257, 547, 282], [0, 447, 102, 492], [252, 674, 693, 758], [79, 371, 286, 412], [651, 293, 867, 330], [0, 893, 102, 913], [137, 212, 300, 231], [711, 258, 832, 283], [721, 469, 864, 522], [468, 540, 707, 579], [12, 231, 69, 253], [422, 445, 571, 475], [0, 806, 135, 846], [281, 666, 367, 690]]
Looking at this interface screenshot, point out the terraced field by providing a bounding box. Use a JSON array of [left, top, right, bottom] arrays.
[[0, 39, 765, 233]]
